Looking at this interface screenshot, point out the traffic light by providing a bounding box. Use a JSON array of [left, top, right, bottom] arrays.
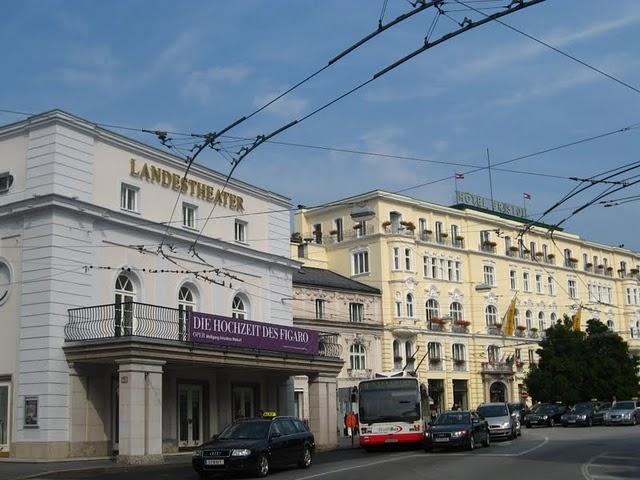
[[350, 386, 358, 403]]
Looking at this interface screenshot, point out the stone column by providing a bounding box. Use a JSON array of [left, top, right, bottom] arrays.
[[308, 374, 337, 450], [117, 360, 165, 464]]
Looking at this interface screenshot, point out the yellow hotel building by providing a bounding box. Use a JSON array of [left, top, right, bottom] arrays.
[[292, 190, 640, 411]]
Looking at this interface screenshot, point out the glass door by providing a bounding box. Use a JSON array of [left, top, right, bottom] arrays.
[[178, 385, 203, 447], [0, 383, 10, 455], [232, 386, 256, 421]]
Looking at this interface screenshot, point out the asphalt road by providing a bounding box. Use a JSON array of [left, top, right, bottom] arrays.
[[28, 425, 640, 480]]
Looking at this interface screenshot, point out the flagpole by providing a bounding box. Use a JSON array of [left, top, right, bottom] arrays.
[[487, 148, 494, 211]]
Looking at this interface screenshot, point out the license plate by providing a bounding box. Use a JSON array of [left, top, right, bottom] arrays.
[[531, 421, 538, 424], [434, 437, 449, 442], [384, 438, 399, 443], [205, 459, 224, 466], [568, 420, 576, 423]]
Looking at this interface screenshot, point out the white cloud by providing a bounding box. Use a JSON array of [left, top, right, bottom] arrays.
[[252, 91, 309, 118], [182, 65, 251, 103], [447, 8, 640, 80], [56, 44, 119, 91]]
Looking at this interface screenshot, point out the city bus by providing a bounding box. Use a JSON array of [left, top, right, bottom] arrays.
[[358, 372, 427, 450]]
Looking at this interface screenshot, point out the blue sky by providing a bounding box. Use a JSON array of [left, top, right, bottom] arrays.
[[2, 0, 640, 248]]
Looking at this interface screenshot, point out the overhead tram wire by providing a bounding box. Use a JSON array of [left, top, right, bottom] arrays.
[[190, 0, 546, 254], [452, 0, 640, 98]]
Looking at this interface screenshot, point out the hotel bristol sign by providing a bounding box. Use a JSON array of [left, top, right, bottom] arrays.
[[190, 312, 319, 355], [455, 191, 527, 218]]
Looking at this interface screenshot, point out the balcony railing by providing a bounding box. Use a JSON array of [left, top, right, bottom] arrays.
[[347, 368, 372, 379], [65, 302, 340, 358], [482, 362, 514, 375]]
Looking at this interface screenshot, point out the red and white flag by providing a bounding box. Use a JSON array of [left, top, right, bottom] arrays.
[[523, 192, 531, 200], [455, 173, 464, 180]]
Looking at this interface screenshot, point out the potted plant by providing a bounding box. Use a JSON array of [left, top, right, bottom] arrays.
[[569, 257, 579, 263], [393, 355, 403, 363], [530, 327, 539, 332], [494, 323, 503, 329], [548, 253, 556, 259], [454, 320, 470, 327], [509, 246, 519, 252], [516, 325, 527, 331], [586, 262, 593, 268], [606, 266, 614, 271], [523, 248, 531, 254], [404, 221, 416, 231], [597, 264, 604, 269], [353, 224, 361, 230], [429, 357, 441, 364], [440, 232, 449, 238], [631, 268, 640, 274], [329, 229, 338, 235], [423, 229, 433, 234], [290, 232, 303, 244], [431, 317, 446, 325], [454, 359, 466, 366], [455, 235, 465, 241], [382, 220, 391, 228], [535, 251, 544, 257], [487, 241, 497, 247]]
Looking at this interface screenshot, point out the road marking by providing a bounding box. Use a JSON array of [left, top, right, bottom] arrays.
[[427, 436, 549, 458], [582, 452, 606, 480], [296, 453, 422, 480]]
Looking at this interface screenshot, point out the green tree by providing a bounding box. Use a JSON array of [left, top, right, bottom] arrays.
[[525, 316, 639, 403]]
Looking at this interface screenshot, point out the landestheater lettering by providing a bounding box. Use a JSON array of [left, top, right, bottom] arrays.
[[130, 158, 244, 211]]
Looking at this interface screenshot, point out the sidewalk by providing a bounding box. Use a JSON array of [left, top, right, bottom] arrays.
[[0, 453, 192, 480], [0, 438, 360, 480]]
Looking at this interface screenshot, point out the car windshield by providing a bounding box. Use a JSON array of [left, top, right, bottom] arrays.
[[536, 405, 556, 414], [571, 403, 592, 413], [434, 413, 470, 425], [218, 421, 270, 440], [477, 405, 509, 417], [612, 401, 636, 410]]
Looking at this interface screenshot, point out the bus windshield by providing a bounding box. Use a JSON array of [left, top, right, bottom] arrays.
[[358, 379, 420, 424]]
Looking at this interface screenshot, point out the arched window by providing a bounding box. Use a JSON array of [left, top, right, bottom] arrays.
[[114, 274, 136, 336], [514, 309, 521, 327], [426, 299, 439, 322], [178, 285, 196, 341], [488, 345, 500, 363], [485, 305, 498, 325], [538, 312, 545, 332], [405, 340, 415, 368], [406, 293, 414, 318], [350, 344, 366, 371], [525, 310, 533, 330], [392, 339, 402, 369], [550, 312, 557, 324], [232, 295, 248, 320], [606, 319, 614, 331], [450, 302, 463, 322]]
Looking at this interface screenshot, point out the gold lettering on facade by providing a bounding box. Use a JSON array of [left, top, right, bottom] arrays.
[[129, 158, 245, 211]]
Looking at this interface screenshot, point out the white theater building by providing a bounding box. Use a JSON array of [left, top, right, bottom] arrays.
[[0, 111, 341, 462]]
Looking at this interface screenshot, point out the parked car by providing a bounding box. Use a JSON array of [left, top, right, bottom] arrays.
[[508, 402, 530, 424], [593, 402, 611, 426], [478, 403, 519, 440], [561, 402, 597, 427], [424, 411, 490, 451], [603, 401, 640, 426], [525, 403, 568, 427], [192, 415, 314, 478]]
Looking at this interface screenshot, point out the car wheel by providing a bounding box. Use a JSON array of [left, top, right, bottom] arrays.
[[525, 423, 531, 429], [255, 453, 269, 478], [298, 446, 312, 469], [549, 419, 555, 427], [587, 418, 593, 427], [632, 416, 638, 426], [467, 435, 475, 451], [483, 432, 490, 447], [198, 473, 210, 480]]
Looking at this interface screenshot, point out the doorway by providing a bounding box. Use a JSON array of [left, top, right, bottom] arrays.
[[178, 384, 203, 447], [232, 385, 257, 421], [0, 382, 10, 456], [490, 382, 507, 403]]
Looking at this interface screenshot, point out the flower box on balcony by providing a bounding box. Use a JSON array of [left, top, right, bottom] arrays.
[[586, 262, 593, 268], [606, 266, 614, 271], [547, 254, 555, 259], [516, 325, 527, 331], [393, 355, 403, 362], [494, 323, 502, 329], [455, 235, 465, 241], [597, 264, 604, 269], [440, 232, 449, 238], [523, 249, 531, 254], [430, 318, 447, 325], [631, 269, 640, 274], [509, 246, 519, 252], [453, 359, 466, 366], [530, 327, 539, 332], [483, 241, 497, 248], [429, 357, 441, 364], [382, 221, 391, 228], [329, 229, 338, 235], [423, 229, 433, 234], [535, 252, 544, 257], [569, 258, 579, 263], [454, 320, 471, 327], [353, 224, 361, 230]]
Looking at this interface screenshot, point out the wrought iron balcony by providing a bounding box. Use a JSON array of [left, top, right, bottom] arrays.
[[65, 302, 340, 358], [482, 362, 514, 375]]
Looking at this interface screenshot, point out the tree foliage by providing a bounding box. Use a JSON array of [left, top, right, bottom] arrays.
[[525, 316, 639, 404]]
